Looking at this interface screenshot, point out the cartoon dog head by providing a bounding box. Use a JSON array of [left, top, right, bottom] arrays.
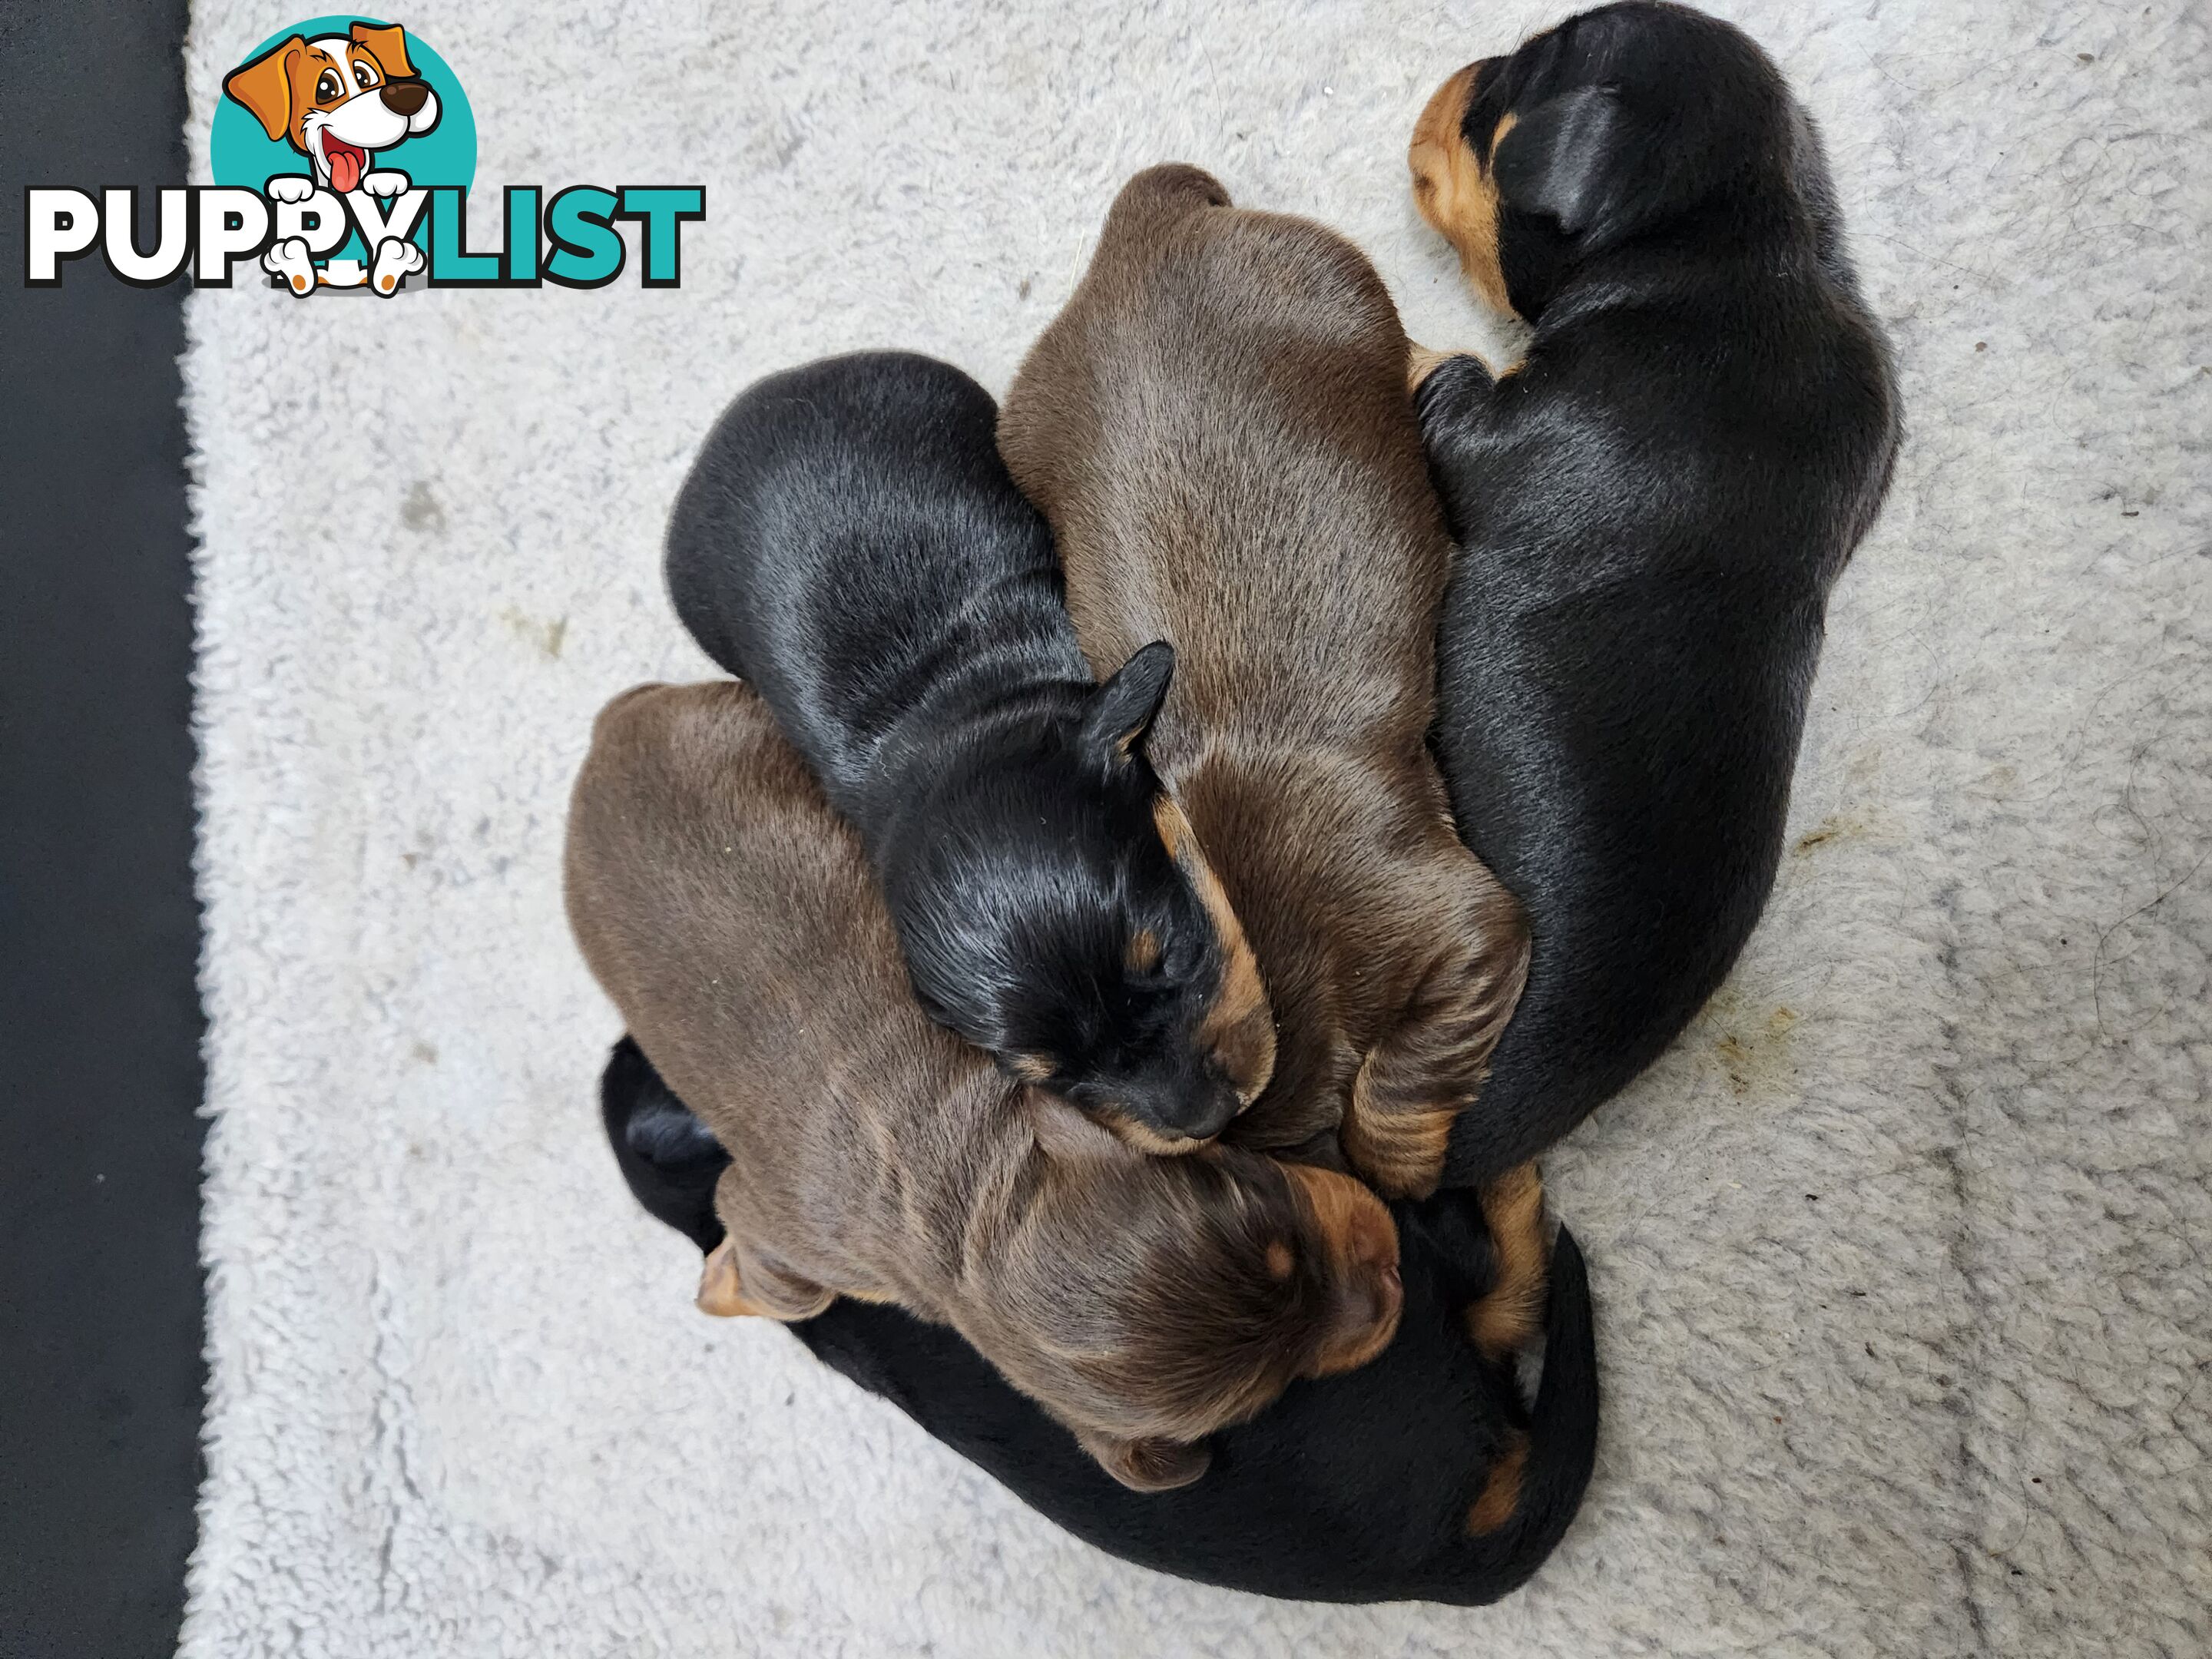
[[223, 22, 441, 194]]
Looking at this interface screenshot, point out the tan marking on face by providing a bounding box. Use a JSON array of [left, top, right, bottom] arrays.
[[1409, 63, 1520, 319], [1265, 1239, 1296, 1280], [1467, 1430, 1530, 1534], [1465, 1161, 1549, 1359], [1153, 793, 1277, 1105], [1125, 927, 1161, 972], [1286, 1163, 1403, 1376], [1088, 1102, 1212, 1157]]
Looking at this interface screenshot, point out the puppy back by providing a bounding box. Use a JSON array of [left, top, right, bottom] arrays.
[[564, 681, 971, 1161], [664, 353, 1079, 808], [1000, 167, 1449, 760]]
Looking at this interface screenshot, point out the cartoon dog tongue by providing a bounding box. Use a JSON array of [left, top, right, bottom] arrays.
[[328, 141, 365, 194]]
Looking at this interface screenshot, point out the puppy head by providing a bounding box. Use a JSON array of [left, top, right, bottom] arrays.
[[884, 641, 1276, 1149], [988, 1110, 1402, 1490], [1410, 2, 1800, 320], [223, 23, 441, 191]]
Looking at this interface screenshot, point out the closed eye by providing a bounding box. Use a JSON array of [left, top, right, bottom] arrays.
[[1123, 927, 1163, 975]]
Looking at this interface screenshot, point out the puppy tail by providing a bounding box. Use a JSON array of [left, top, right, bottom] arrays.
[[1445, 1225, 1601, 1604], [1101, 164, 1233, 245]]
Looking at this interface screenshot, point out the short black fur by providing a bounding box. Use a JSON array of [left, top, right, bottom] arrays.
[[598, 1038, 1597, 1604], [664, 351, 1253, 1142], [1420, 3, 1902, 1181], [600, 1035, 730, 1254]]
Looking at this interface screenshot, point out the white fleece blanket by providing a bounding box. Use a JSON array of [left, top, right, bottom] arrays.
[[180, 2, 2211, 1654]]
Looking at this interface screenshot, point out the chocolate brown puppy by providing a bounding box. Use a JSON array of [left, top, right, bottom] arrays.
[[565, 680, 1404, 1492], [998, 164, 1529, 1199], [597, 1037, 1599, 1602]]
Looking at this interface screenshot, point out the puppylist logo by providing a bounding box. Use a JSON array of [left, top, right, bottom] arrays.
[[24, 17, 704, 295]]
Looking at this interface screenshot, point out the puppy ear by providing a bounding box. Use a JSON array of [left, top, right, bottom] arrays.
[[1495, 85, 1719, 253], [224, 37, 306, 144], [1076, 1427, 1212, 1492], [1083, 641, 1176, 762], [1342, 878, 1530, 1200], [350, 20, 418, 79], [1486, 86, 1645, 245]]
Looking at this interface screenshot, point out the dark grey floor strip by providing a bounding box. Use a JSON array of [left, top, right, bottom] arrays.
[[0, 3, 204, 1655]]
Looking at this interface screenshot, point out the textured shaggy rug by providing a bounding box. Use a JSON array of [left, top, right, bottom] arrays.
[[180, 1, 2210, 1654]]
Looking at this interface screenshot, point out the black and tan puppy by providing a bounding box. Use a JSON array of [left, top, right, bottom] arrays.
[[998, 166, 1529, 1200], [599, 1036, 1598, 1603], [664, 352, 1273, 1148], [566, 680, 1402, 1491], [1409, 2, 1901, 1180]]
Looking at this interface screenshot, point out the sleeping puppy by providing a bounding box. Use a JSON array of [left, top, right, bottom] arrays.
[[1408, 2, 1901, 1181], [998, 165, 1529, 1200], [664, 352, 1274, 1149], [565, 680, 1401, 1491], [598, 1035, 1599, 1604]]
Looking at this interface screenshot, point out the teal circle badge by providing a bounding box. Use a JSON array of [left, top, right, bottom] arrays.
[[211, 16, 475, 276]]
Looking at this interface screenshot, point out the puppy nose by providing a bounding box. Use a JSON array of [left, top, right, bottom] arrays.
[[1177, 1082, 1241, 1142], [380, 80, 429, 117]]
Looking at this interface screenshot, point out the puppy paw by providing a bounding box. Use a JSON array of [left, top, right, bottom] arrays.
[[361, 170, 411, 199], [262, 236, 317, 296], [1464, 1163, 1548, 1360], [264, 173, 317, 204], [1467, 1429, 1530, 1535], [695, 1234, 833, 1321], [697, 1239, 767, 1317], [369, 236, 426, 295]]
